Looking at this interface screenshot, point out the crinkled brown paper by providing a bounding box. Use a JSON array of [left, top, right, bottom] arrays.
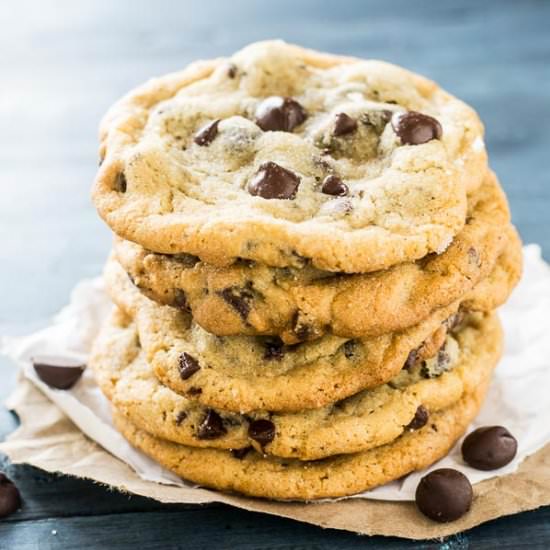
[[1, 376, 549, 540]]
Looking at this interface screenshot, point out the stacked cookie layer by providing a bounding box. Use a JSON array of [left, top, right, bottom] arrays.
[[90, 41, 522, 500]]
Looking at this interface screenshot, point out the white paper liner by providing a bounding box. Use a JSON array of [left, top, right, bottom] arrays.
[[2, 245, 550, 502]]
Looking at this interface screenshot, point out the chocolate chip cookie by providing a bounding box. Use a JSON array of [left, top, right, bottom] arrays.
[[114, 171, 520, 342], [112, 332, 498, 500], [91, 306, 500, 460], [103, 255, 507, 414], [93, 41, 487, 273]]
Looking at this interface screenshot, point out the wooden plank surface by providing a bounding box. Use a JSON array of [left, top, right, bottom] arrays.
[[1, 0, 549, 547]]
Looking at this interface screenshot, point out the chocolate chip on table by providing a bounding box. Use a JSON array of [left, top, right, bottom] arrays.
[[231, 446, 252, 460], [321, 175, 349, 196], [406, 405, 429, 430], [264, 338, 286, 360], [219, 286, 253, 320], [197, 410, 227, 440], [0, 473, 21, 518], [391, 111, 443, 145], [248, 161, 301, 200], [333, 112, 358, 136], [178, 352, 201, 380], [114, 172, 127, 193], [461, 426, 518, 470], [194, 119, 220, 146], [255, 96, 307, 132], [248, 419, 276, 446], [32, 356, 86, 390], [415, 468, 473, 522]]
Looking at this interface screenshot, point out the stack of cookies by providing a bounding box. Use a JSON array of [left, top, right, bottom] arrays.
[[90, 41, 522, 500]]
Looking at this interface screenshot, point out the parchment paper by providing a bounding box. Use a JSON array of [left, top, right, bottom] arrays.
[[1, 244, 550, 539]]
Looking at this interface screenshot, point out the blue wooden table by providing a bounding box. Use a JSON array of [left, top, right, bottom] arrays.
[[1, 0, 549, 547]]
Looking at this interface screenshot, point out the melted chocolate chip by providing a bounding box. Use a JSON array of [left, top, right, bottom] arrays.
[[403, 349, 418, 370], [248, 419, 276, 446], [179, 352, 201, 380], [461, 426, 517, 470], [391, 111, 443, 145], [114, 172, 127, 193], [333, 113, 358, 136], [32, 356, 86, 390], [255, 96, 307, 132], [0, 473, 21, 518], [194, 119, 220, 146], [231, 446, 252, 459], [219, 286, 253, 320], [321, 175, 349, 196], [415, 469, 473, 522], [264, 338, 285, 360], [248, 161, 300, 200], [175, 411, 187, 426], [173, 289, 190, 312], [343, 340, 357, 359], [292, 311, 312, 341], [406, 405, 429, 430], [445, 311, 465, 332], [197, 410, 227, 440]]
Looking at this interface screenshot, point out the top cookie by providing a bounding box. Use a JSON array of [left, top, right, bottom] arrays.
[[93, 41, 486, 272]]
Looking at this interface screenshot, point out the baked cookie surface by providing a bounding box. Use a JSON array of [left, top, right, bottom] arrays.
[[92, 307, 501, 461], [93, 41, 487, 272], [104, 256, 509, 413], [114, 171, 520, 342]]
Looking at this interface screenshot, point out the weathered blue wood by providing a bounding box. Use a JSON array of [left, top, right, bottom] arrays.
[[1, 0, 549, 547]]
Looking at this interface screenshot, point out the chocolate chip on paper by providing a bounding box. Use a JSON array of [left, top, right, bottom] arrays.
[[32, 356, 86, 390]]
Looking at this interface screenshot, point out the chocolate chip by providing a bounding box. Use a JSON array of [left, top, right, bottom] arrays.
[[32, 356, 86, 390], [197, 410, 227, 440], [175, 411, 187, 426], [255, 96, 307, 132], [461, 426, 517, 470], [173, 289, 190, 312], [264, 338, 285, 360], [227, 64, 237, 78], [248, 419, 276, 446], [415, 469, 473, 522], [219, 286, 253, 320], [179, 352, 201, 380], [231, 446, 252, 459], [406, 405, 429, 430], [187, 387, 202, 396], [391, 111, 443, 145], [292, 311, 312, 341], [445, 310, 465, 332], [0, 473, 21, 518], [248, 161, 300, 200], [333, 113, 358, 136], [343, 340, 357, 359], [194, 119, 220, 146], [114, 172, 127, 193], [403, 349, 418, 370], [421, 346, 451, 378], [321, 175, 348, 196]]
